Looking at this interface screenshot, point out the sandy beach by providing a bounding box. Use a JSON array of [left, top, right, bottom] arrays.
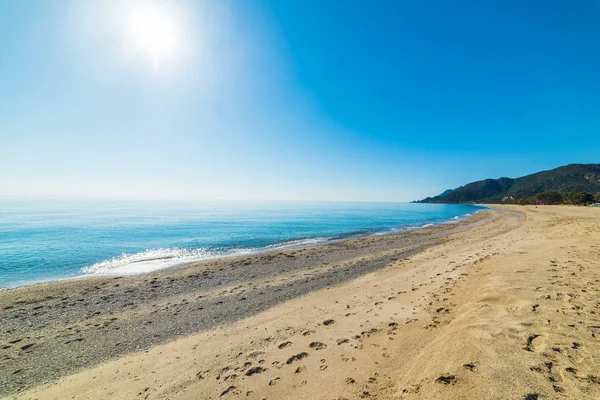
[[2, 205, 599, 399]]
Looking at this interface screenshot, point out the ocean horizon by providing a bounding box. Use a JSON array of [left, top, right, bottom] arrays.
[[0, 199, 485, 288]]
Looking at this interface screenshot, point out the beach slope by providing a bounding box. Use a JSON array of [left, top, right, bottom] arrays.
[[3, 206, 600, 399]]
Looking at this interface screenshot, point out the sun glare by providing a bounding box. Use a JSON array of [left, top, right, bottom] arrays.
[[130, 5, 181, 72]]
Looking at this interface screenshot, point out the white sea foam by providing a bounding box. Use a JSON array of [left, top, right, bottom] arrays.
[[263, 237, 329, 250], [81, 238, 330, 276], [81, 248, 228, 275]]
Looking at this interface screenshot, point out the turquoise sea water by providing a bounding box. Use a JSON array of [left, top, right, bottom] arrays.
[[0, 200, 485, 288]]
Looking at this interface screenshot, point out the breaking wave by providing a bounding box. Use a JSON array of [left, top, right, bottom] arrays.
[[82, 237, 330, 276]]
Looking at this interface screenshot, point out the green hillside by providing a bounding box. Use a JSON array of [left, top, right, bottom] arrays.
[[415, 164, 600, 203]]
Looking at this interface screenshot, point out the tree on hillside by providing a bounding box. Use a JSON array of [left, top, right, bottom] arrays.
[[517, 197, 533, 205], [595, 192, 600, 202], [533, 191, 563, 205], [564, 191, 584, 205], [565, 191, 595, 205], [581, 193, 595, 205]]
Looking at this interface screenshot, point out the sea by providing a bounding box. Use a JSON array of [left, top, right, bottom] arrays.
[[0, 200, 486, 288]]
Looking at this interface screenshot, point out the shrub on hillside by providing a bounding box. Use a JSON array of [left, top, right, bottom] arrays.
[[533, 191, 563, 205]]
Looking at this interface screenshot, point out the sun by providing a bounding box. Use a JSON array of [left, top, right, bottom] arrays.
[[129, 4, 181, 72]]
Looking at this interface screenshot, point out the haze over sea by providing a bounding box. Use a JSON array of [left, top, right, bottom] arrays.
[[0, 200, 484, 288]]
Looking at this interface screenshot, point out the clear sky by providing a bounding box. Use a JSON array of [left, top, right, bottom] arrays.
[[1, 0, 598, 201]]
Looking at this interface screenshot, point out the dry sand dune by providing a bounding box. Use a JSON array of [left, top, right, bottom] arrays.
[[3, 205, 600, 400]]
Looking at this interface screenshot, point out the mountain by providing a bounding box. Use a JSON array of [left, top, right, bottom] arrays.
[[438, 187, 462, 197], [415, 164, 600, 203]]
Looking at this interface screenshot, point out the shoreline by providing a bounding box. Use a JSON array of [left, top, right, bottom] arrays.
[[4, 206, 600, 399], [0, 208, 487, 292], [0, 209, 496, 396]]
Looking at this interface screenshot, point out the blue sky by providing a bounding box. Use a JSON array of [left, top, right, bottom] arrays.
[[1, 0, 598, 201]]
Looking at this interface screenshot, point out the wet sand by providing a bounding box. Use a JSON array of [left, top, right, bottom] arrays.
[[3, 206, 600, 400]]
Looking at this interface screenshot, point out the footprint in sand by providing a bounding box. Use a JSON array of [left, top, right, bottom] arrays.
[[220, 385, 237, 397], [309, 342, 327, 350], [245, 366, 267, 376], [523, 334, 540, 352], [268, 377, 281, 386], [286, 352, 309, 364], [436, 374, 456, 385], [463, 362, 477, 371]]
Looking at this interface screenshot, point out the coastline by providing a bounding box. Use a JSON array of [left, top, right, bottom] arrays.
[[3, 205, 599, 399], [0, 209, 495, 396], [0, 206, 486, 291]]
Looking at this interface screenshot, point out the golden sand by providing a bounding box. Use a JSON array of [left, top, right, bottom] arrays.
[[8, 206, 600, 400]]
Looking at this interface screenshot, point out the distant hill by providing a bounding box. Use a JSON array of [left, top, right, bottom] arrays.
[[437, 187, 462, 197], [415, 164, 600, 204]]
